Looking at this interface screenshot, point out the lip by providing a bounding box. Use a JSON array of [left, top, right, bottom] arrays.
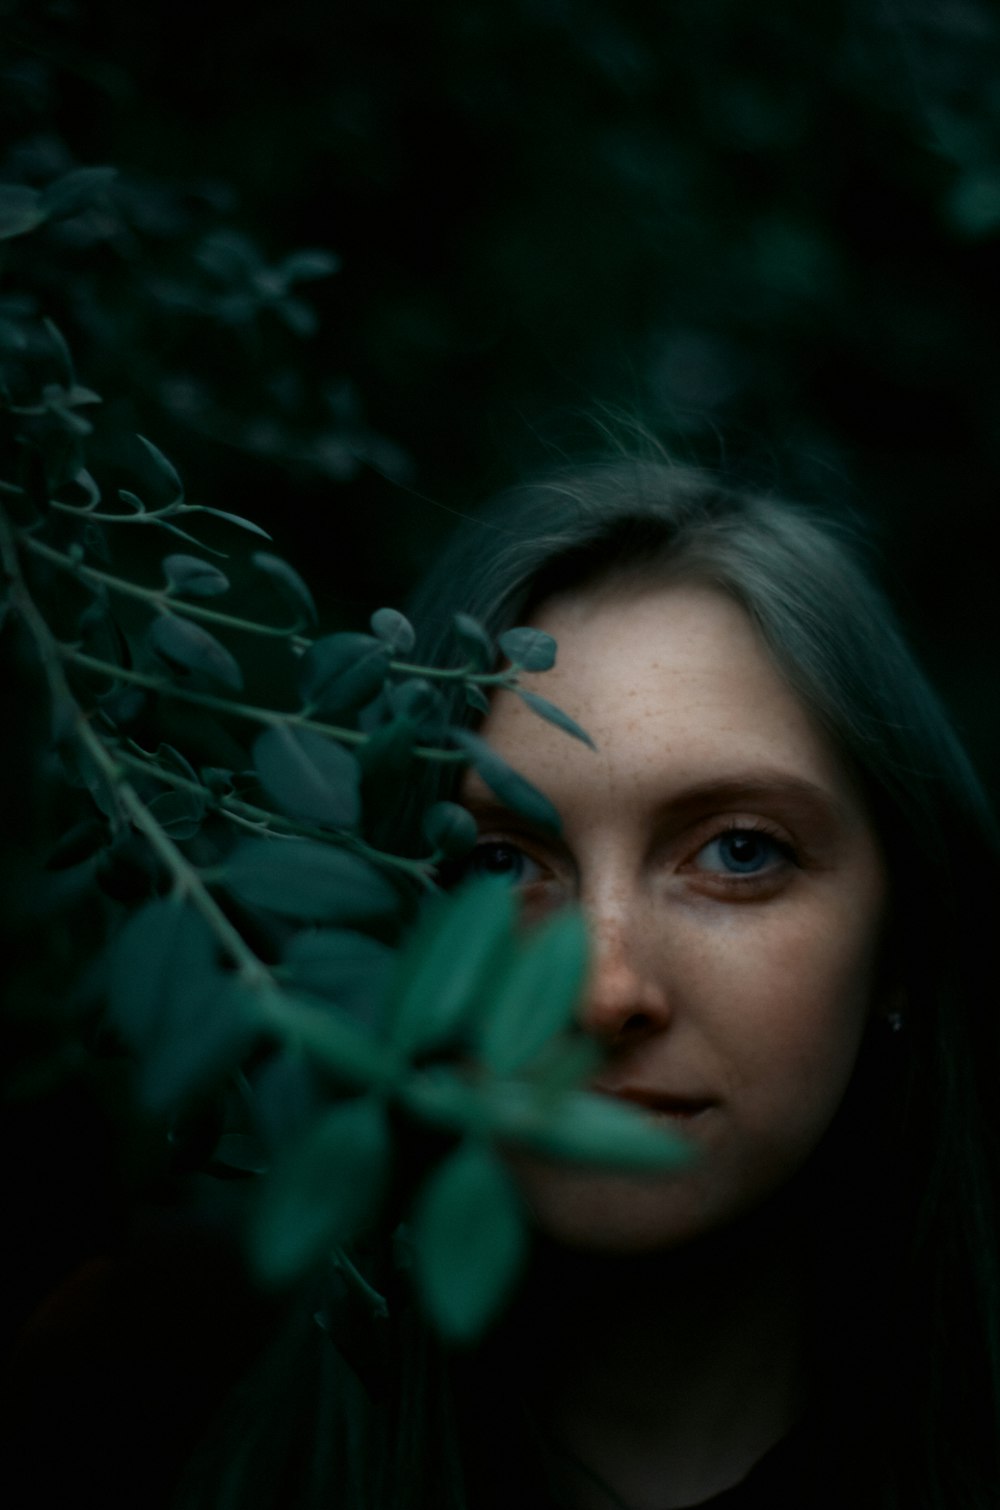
[[593, 1085, 716, 1119]]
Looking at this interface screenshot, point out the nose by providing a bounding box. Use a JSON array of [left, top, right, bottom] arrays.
[[579, 901, 672, 1048]]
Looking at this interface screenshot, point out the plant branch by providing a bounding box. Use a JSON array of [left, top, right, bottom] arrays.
[[18, 530, 514, 686], [112, 746, 437, 884], [63, 648, 467, 761], [387, 660, 513, 687], [20, 532, 311, 647], [0, 506, 271, 987]]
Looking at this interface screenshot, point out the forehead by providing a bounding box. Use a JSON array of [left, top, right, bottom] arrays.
[[466, 581, 857, 809]]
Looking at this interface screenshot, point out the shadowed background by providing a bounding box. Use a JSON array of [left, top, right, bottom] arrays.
[[4, 0, 1000, 771]]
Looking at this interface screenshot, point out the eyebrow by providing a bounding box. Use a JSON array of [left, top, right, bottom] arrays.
[[658, 772, 848, 821], [459, 767, 852, 834]]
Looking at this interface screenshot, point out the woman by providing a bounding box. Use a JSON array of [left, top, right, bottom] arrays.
[[399, 457, 1000, 1509], [181, 458, 1000, 1510]]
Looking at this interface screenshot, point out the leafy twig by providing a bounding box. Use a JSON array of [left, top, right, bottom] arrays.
[[111, 745, 437, 884], [21, 532, 311, 647], [63, 647, 468, 760], [0, 507, 271, 986]]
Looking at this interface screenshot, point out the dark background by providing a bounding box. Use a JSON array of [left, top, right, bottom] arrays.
[[4, 0, 1000, 776]]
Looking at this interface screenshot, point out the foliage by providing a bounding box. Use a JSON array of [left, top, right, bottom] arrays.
[[0, 178, 689, 1349]]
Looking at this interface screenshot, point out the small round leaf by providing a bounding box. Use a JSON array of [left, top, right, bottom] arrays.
[[299, 632, 391, 717], [423, 801, 477, 858], [499, 627, 557, 672], [163, 554, 230, 598], [370, 606, 415, 654], [412, 1141, 526, 1341], [150, 614, 243, 690], [253, 552, 317, 625], [253, 726, 361, 829]]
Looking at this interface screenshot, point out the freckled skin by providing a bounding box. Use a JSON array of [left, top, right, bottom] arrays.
[[462, 582, 889, 1252]]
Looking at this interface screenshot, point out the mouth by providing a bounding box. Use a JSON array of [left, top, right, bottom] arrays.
[[594, 1086, 716, 1121]]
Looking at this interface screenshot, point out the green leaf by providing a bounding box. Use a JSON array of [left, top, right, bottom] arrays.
[[150, 614, 243, 689], [357, 716, 418, 818], [259, 987, 395, 1086], [154, 742, 201, 786], [412, 1141, 526, 1341], [478, 907, 589, 1075], [422, 801, 477, 858], [43, 319, 75, 385], [452, 730, 561, 834], [73, 468, 101, 508], [108, 899, 215, 1048], [197, 229, 261, 280], [282, 929, 393, 1025], [465, 684, 491, 715], [162, 554, 230, 598], [223, 838, 400, 922], [499, 627, 557, 672], [146, 787, 206, 839], [497, 1087, 692, 1170], [515, 689, 596, 750], [252, 1096, 392, 1285], [140, 977, 258, 1112], [453, 612, 494, 670], [137, 434, 184, 501], [401, 1065, 499, 1138], [253, 1048, 320, 1149], [299, 632, 391, 717], [198, 507, 272, 539], [388, 877, 516, 1055], [279, 248, 341, 283], [277, 296, 318, 337], [0, 184, 46, 240], [356, 715, 417, 780], [370, 606, 415, 655], [253, 726, 361, 829], [389, 678, 447, 738], [252, 551, 317, 624], [40, 165, 117, 220], [108, 897, 255, 1111]]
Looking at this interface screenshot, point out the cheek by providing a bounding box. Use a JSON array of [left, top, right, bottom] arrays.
[[703, 902, 883, 1139]]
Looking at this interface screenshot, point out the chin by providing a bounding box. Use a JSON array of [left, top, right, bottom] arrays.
[[507, 1144, 814, 1257], [510, 1157, 722, 1254]]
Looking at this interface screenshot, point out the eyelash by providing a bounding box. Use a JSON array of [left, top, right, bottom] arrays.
[[688, 821, 799, 892], [458, 820, 800, 896]]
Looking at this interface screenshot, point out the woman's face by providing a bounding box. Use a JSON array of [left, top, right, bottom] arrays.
[[459, 580, 889, 1252]]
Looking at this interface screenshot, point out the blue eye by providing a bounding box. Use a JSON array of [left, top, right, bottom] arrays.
[[695, 828, 790, 876], [467, 841, 542, 885]]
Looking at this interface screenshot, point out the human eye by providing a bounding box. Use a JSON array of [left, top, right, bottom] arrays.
[[686, 821, 799, 895], [464, 839, 546, 887]]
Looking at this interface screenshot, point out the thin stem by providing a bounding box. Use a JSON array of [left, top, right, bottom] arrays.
[[389, 659, 512, 686], [0, 508, 271, 986], [62, 648, 467, 762], [332, 1246, 390, 1319], [49, 498, 175, 524], [113, 746, 437, 885], [21, 533, 310, 648]]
